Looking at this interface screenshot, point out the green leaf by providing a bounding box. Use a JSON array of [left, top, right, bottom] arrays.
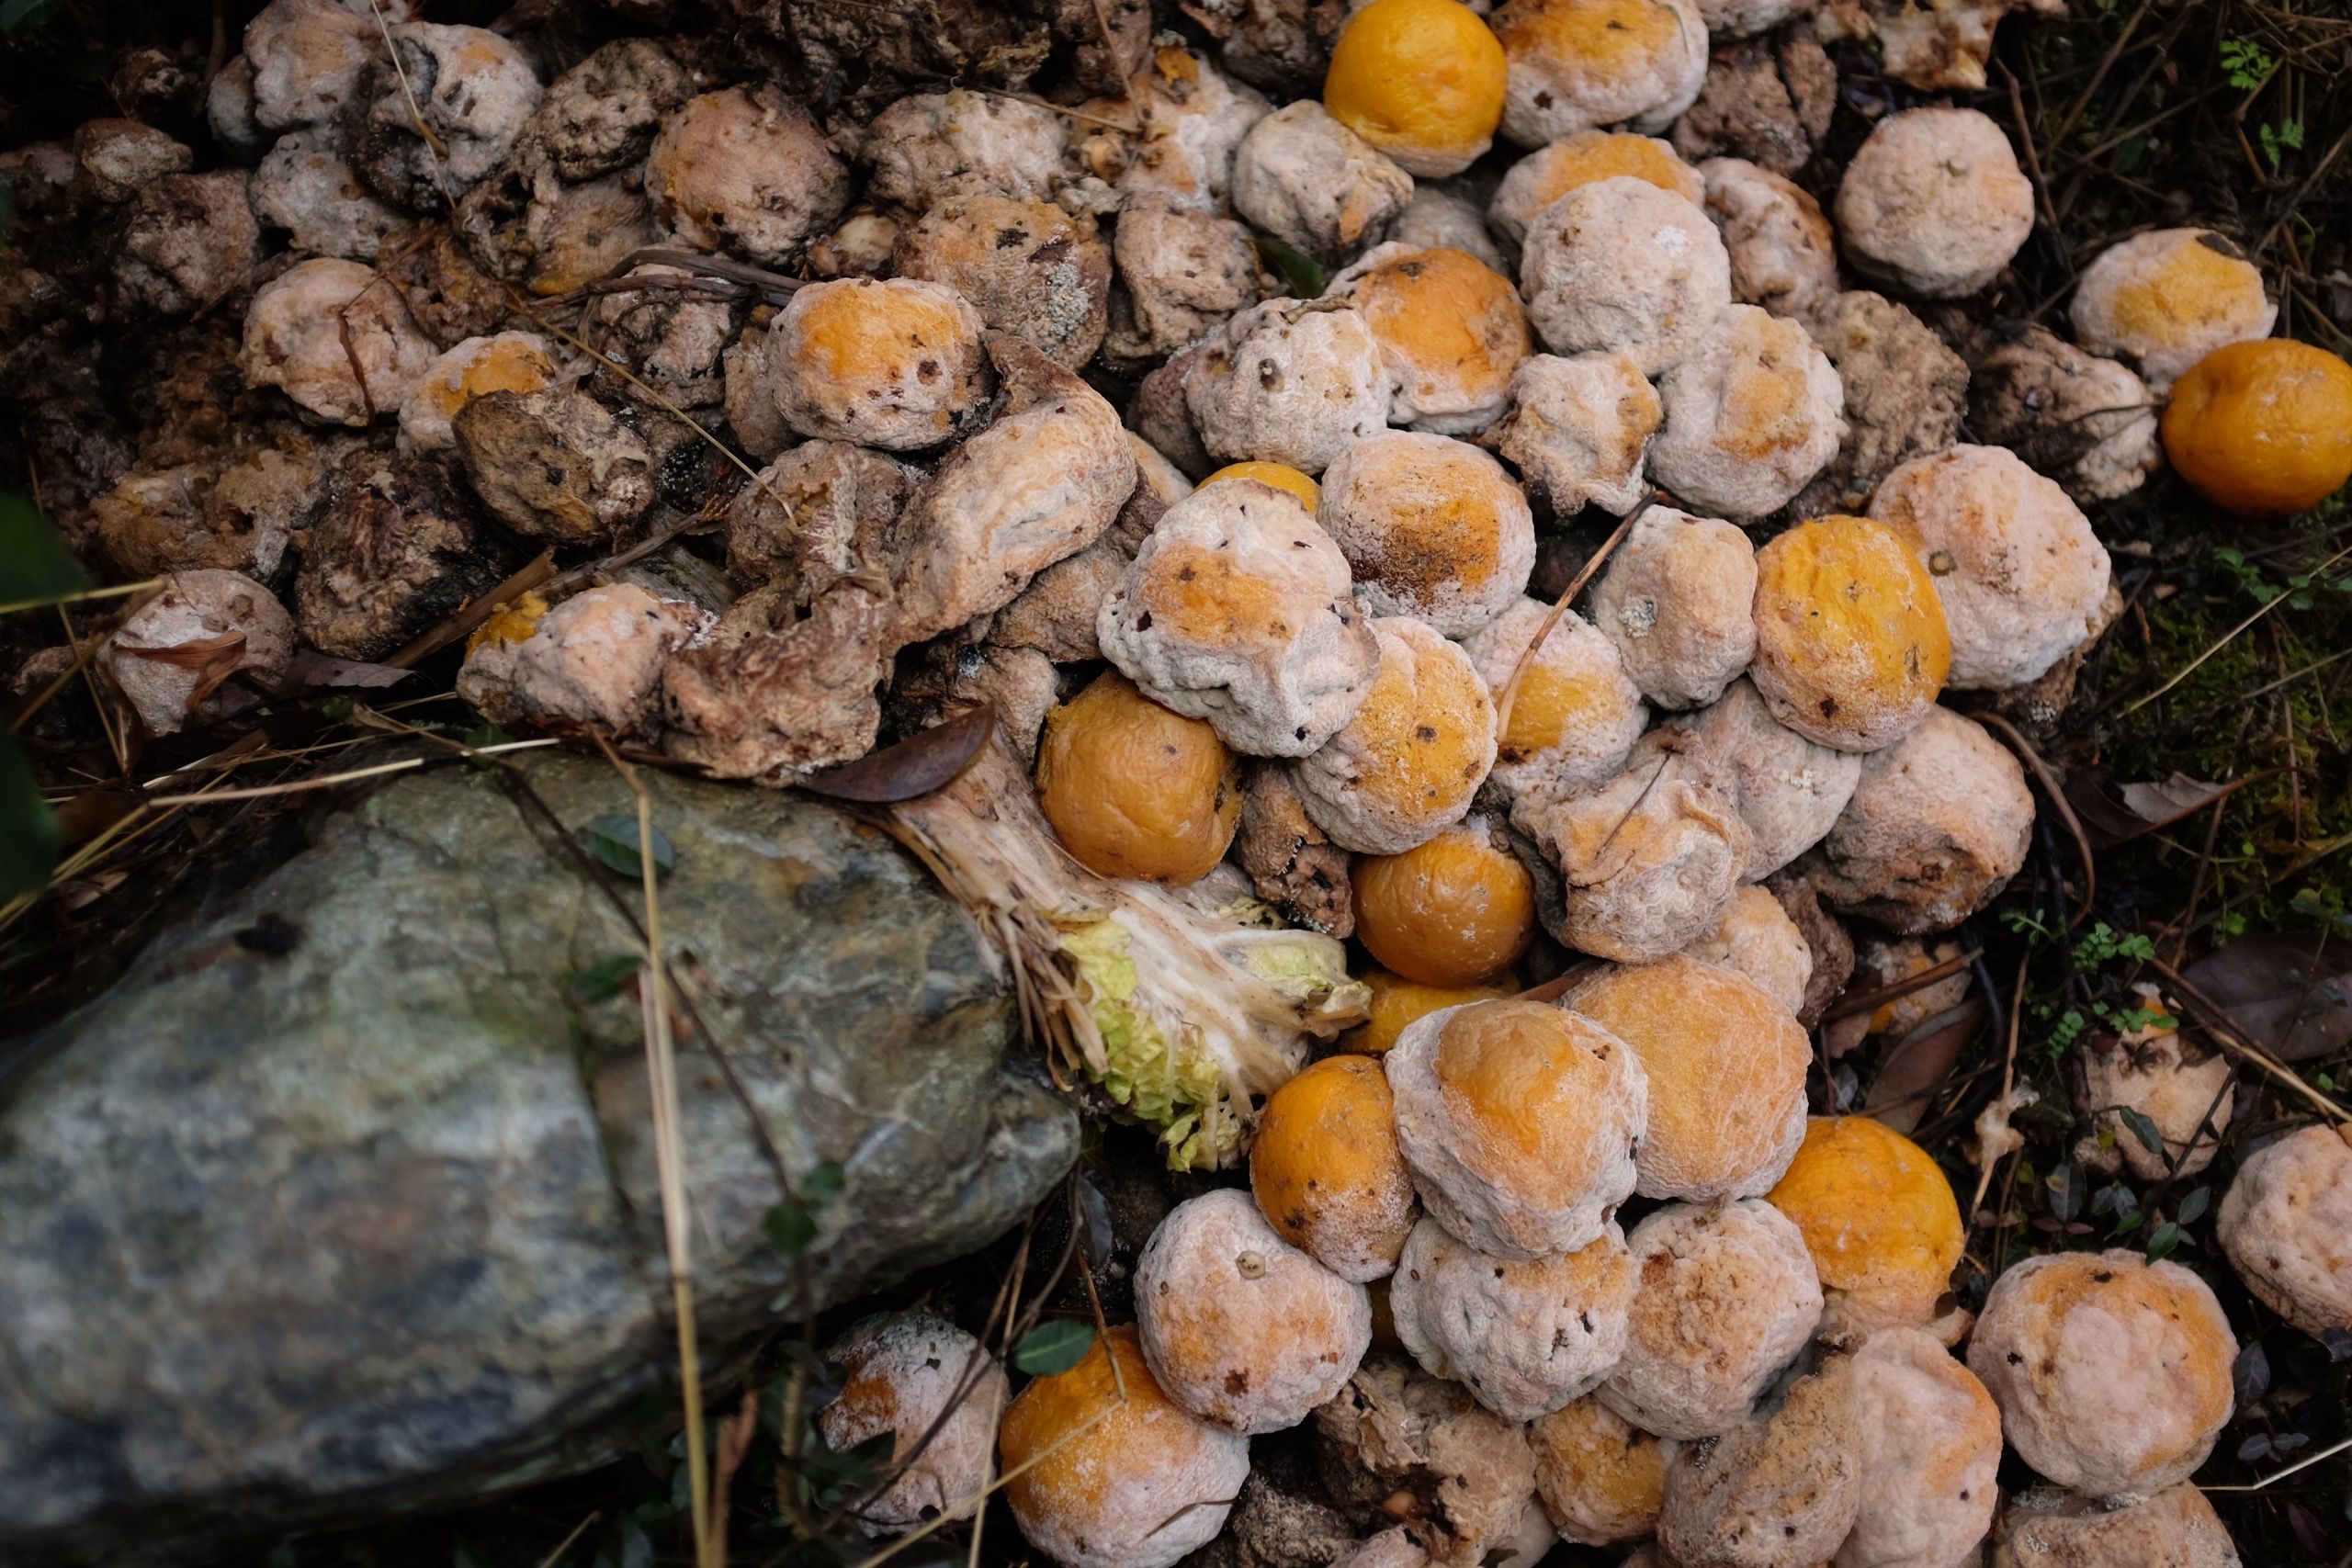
[[2178, 1185, 2211, 1225], [1251, 233, 1328, 300], [0, 491, 87, 607], [2045, 1161, 2084, 1224], [0, 731, 59, 902], [765, 1201, 818, 1258], [2119, 1106, 2167, 1157], [2145, 1220, 2183, 1262], [571, 953, 643, 1003], [802, 1160, 846, 1204], [580, 813, 674, 878], [1013, 1320, 1096, 1377]]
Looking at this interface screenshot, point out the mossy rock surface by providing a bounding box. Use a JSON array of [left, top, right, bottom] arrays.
[[0, 752, 1075, 1564]]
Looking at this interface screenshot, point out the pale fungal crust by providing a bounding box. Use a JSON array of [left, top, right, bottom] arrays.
[[1567, 953, 1809, 1201], [584, 263, 744, 409], [90, 448, 321, 581], [1292, 616, 1498, 853], [1600, 1198, 1823, 1440], [1800, 289, 1972, 515], [1528, 1394, 1673, 1546], [1808, 706, 2034, 935], [1520, 176, 1732, 376], [1965, 1249, 2238, 1497], [2069, 228, 2278, 393], [1105, 200, 1265, 367], [1966, 324, 2162, 504], [397, 332, 562, 453], [1814, 0, 2064, 94], [765, 277, 991, 452], [863, 88, 1066, 208], [1700, 156, 1839, 321], [1665, 679, 1863, 880], [1385, 998, 1649, 1260], [643, 86, 852, 265], [1110, 46, 1272, 215], [1695, 0, 1808, 39], [1995, 1484, 2245, 1568], [1652, 303, 1845, 521], [241, 256, 436, 427], [1231, 101, 1415, 265], [1389, 1216, 1635, 1420], [1657, 1360, 1861, 1568], [1519, 735, 1753, 962], [1589, 507, 1758, 711], [1491, 0, 1711, 146], [1868, 445, 2114, 692], [1315, 432, 1536, 635], [252, 130, 403, 261], [1487, 131, 1705, 247], [1315, 1354, 1542, 1563], [2216, 1123, 2352, 1340], [244, 0, 374, 132], [2075, 996, 2233, 1183], [99, 570, 295, 738], [1390, 184, 1511, 274], [725, 441, 920, 600], [1136, 1188, 1373, 1435], [1250, 1055, 1419, 1281], [1458, 596, 1648, 807], [1490, 352, 1663, 518], [1329, 244, 1532, 434], [455, 584, 709, 739], [1748, 514, 1951, 754], [893, 194, 1112, 369], [364, 23, 541, 197], [1767, 1115, 1965, 1341], [1839, 1326, 2001, 1568], [1682, 885, 1814, 1018], [1098, 479, 1379, 757], [1833, 107, 2034, 299], [1000, 1325, 1251, 1568], [1183, 298, 1393, 474], [817, 1310, 1008, 1533], [890, 337, 1137, 646]]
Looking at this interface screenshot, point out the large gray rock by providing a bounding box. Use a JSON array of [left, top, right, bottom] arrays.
[[0, 752, 1076, 1563]]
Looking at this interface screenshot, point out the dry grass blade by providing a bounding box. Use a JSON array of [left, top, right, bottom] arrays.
[[142, 738, 561, 805], [2148, 954, 2352, 1124], [0, 577, 162, 617], [597, 739, 718, 1568], [365, 0, 458, 213], [1495, 504, 1644, 744], [531, 1511, 600, 1568]]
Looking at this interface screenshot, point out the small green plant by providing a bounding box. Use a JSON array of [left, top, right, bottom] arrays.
[[2075, 922, 2155, 966], [2221, 38, 2275, 91], [2258, 118, 2305, 171]]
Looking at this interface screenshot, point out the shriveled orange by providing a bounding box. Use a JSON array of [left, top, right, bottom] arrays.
[[1324, 0, 1507, 177], [1201, 460, 1321, 513], [1250, 1055, 1418, 1281], [1343, 247, 1529, 424], [1767, 1115, 1964, 1336], [1342, 966, 1521, 1055], [1353, 821, 1537, 987], [1035, 671, 1241, 884], [1514, 130, 1703, 209], [2162, 338, 2352, 517], [1750, 514, 1951, 752], [999, 1325, 1245, 1565]]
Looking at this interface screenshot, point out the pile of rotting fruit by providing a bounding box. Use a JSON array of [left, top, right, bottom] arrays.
[[6, 0, 2352, 1562]]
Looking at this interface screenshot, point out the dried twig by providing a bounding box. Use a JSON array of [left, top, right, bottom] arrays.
[[1495, 504, 1645, 744]]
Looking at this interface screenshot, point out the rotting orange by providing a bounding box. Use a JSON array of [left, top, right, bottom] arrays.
[[2161, 337, 2352, 518], [1353, 818, 1538, 987], [1035, 671, 1241, 884], [1323, 0, 1508, 177]]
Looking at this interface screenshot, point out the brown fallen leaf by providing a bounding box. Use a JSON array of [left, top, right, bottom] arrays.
[[1865, 996, 1986, 1134], [2182, 931, 2352, 1064], [283, 649, 413, 691], [114, 630, 248, 710], [796, 704, 996, 803], [2064, 768, 2241, 850]]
